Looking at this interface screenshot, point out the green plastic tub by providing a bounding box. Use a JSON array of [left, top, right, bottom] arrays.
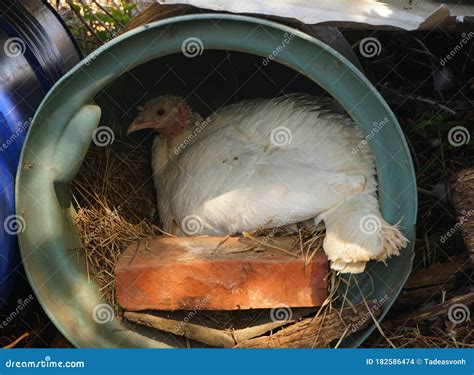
[[16, 14, 417, 348]]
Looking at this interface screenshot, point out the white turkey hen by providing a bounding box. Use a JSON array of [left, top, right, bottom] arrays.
[[127, 94, 407, 273]]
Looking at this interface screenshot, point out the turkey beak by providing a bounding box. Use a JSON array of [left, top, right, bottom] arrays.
[[127, 119, 161, 135]]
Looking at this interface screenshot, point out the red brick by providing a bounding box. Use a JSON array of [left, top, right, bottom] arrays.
[[115, 236, 328, 311]]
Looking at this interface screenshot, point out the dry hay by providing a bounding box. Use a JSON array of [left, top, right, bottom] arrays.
[[72, 140, 162, 312], [367, 324, 474, 348], [71, 140, 364, 345]]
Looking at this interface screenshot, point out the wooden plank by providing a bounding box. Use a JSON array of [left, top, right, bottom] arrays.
[[235, 300, 381, 348]]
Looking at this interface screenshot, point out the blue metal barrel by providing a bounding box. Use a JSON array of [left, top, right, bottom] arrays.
[[0, 0, 81, 304]]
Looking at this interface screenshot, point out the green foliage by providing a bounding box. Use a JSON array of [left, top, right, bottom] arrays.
[[407, 112, 472, 184], [68, 1, 136, 52], [414, 113, 462, 138]]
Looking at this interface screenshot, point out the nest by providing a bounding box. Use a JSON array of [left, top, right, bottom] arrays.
[[72, 140, 386, 347]]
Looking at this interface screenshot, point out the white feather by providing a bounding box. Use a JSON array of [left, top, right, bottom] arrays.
[[149, 95, 407, 273]]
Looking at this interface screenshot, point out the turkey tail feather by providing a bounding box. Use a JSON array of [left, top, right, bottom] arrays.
[[320, 194, 407, 273]]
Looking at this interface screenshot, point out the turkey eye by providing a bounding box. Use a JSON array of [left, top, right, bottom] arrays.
[[157, 109, 165, 116]]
